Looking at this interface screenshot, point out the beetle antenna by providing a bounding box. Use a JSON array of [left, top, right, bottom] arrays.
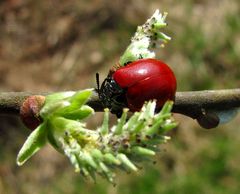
[[96, 73, 100, 95]]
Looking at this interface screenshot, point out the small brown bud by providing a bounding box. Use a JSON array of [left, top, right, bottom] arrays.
[[197, 109, 220, 129], [20, 95, 45, 130]]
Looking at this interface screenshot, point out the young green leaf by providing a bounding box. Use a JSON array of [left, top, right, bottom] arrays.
[[45, 91, 75, 104], [61, 105, 94, 120], [17, 123, 47, 165], [53, 89, 93, 116]]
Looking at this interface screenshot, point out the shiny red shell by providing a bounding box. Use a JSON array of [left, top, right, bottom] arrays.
[[113, 58, 177, 111]]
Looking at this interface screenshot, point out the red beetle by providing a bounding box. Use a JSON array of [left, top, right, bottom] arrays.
[[97, 58, 177, 116]]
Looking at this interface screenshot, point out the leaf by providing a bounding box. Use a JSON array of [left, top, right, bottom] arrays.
[[54, 89, 93, 116], [69, 89, 93, 106], [17, 123, 47, 166], [45, 91, 76, 104], [40, 89, 93, 118], [51, 117, 84, 133], [40, 100, 70, 118], [47, 126, 61, 152], [61, 105, 94, 120]]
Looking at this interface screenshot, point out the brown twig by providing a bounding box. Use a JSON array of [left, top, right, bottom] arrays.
[[173, 89, 240, 117], [0, 89, 240, 128]]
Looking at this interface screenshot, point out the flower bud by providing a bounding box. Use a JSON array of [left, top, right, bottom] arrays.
[[20, 95, 45, 130]]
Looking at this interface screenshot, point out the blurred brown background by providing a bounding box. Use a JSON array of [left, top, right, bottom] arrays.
[[0, 0, 240, 193]]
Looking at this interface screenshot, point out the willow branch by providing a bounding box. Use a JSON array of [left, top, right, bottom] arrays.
[[0, 89, 240, 121]]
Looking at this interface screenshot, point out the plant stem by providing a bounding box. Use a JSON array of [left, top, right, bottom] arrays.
[[0, 89, 240, 120], [0, 92, 49, 114], [173, 89, 240, 119]]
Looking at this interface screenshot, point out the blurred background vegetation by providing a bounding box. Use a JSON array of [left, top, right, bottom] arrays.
[[0, 0, 240, 193]]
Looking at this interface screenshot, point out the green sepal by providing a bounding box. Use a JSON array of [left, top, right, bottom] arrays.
[[17, 123, 47, 166]]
